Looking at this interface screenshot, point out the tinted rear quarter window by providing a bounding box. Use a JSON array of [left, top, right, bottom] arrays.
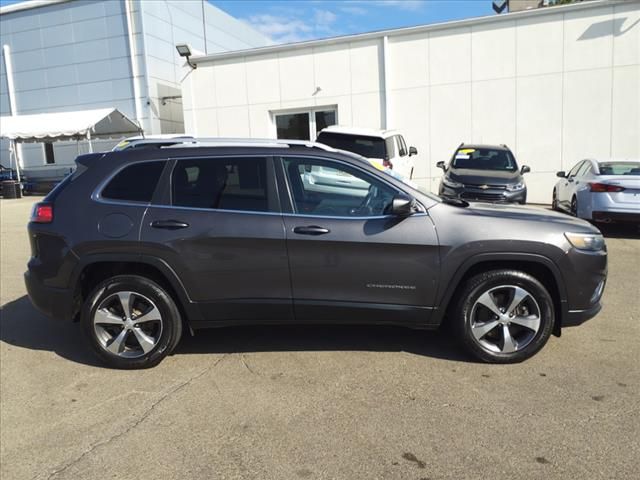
[[101, 161, 165, 202]]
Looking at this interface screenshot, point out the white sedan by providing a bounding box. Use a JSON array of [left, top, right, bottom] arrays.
[[552, 159, 640, 224]]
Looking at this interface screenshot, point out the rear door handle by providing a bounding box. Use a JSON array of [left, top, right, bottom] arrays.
[[151, 220, 190, 230], [293, 225, 330, 236]]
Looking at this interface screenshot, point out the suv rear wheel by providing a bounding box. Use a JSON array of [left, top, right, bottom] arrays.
[[82, 275, 182, 369], [453, 270, 554, 363]]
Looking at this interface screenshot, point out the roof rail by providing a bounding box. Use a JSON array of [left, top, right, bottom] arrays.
[[163, 137, 342, 152], [158, 137, 368, 162]]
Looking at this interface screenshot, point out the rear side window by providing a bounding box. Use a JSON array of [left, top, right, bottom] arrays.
[[101, 161, 165, 202], [171, 157, 270, 212]]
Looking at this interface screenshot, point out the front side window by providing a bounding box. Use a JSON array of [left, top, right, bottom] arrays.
[[102, 161, 165, 202], [283, 157, 397, 217], [172, 157, 270, 212], [577, 162, 592, 177], [567, 161, 584, 178], [395, 136, 407, 157], [451, 147, 517, 171]]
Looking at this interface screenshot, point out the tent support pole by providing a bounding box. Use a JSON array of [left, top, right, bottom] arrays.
[[87, 131, 93, 153], [9, 140, 22, 182]]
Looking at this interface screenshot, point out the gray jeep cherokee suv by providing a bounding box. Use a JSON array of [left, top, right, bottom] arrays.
[[25, 140, 607, 369]]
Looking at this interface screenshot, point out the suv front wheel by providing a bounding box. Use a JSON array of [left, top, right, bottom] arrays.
[[82, 275, 183, 369], [453, 270, 554, 363]]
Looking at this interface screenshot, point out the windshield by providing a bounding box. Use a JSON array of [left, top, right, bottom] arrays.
[[317, 132, 386, 159], [451, 147, 517, 171], [598, 161, 640, 175]]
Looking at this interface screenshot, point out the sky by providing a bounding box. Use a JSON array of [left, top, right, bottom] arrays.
[[0, 0, 496, 44], [215, 1, 495, 43]]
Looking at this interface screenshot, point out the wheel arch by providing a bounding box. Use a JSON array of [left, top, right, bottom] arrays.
[[70, 254, 202, 326], [435, 253, 567, 337]]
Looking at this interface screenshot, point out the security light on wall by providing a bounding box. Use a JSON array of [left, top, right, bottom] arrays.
[[176, 44, 197, 69]]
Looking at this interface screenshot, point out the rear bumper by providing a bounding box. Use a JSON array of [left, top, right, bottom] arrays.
[[24, 271, 76, 321], [592, 211, 640, 224]]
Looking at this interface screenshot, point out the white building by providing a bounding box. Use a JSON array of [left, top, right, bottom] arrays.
[[0, 0, 270, 177], [182, 0, 639, 204]]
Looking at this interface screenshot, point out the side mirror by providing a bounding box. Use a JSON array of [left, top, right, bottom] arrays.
[[521, 165, 531, 174], [556, 171, 566, 178], [436, 161, 446, 171], [390, 194, 416, 217], [409, 146, 418, 156]]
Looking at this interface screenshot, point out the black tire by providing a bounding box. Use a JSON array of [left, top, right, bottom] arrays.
[[82, 275, 183, 369], [571, 196, 578, 217], [452, 270, 554, 363], [551, 189, 558, 211]]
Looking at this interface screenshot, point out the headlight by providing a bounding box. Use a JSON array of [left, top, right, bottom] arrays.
[[443, 177, 463, 189], [506, 182, 525, 191], [564, 232, 605, 251]]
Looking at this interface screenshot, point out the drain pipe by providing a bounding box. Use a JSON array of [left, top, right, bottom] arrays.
[[124, 0, 144, 132], [381, 35, 390, 130], [2, 44, 22, 182]]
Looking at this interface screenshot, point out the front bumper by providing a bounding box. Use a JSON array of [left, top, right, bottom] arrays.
[[440, 184, 527, 204], [564, 302, 603, 327], [24, 271, 76, 321], [558, 245, 607, 328]]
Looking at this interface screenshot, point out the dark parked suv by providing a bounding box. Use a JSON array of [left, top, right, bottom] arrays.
[[437, 144, 530, 204], [25, 140, 607, 368]]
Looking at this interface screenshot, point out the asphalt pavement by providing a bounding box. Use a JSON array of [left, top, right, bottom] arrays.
[[1, 196, 638, 480]]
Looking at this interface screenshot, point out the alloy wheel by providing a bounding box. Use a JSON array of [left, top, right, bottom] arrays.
[[470, 285, 541, 354], [93, 291, 163, 358]]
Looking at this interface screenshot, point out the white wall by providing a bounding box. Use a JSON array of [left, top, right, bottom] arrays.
[[183, 1, 640, 204], [0, 0, 271, 172]]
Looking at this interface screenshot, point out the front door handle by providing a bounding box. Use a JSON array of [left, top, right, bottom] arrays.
[[151, 220, 190, 230], [293, 225, 330, 236]]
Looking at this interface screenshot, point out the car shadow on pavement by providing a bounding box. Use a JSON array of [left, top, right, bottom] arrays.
[[1, 296, 470, 366], [0, 296, 102, 367], [176, 324, 469, 362], [597, 223, 640, 239]]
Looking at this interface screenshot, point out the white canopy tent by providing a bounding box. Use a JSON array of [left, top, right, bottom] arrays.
[[0, 108, 141, 181]]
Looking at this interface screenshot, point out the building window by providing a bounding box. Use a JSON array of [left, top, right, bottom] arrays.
[[44, 142, 55, 164], [274, 107, 337, 141]]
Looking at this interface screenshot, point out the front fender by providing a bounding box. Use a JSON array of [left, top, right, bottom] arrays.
[[431, 251, 568, 333]]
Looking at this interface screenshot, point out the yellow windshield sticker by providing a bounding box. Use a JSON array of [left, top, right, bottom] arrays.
[[368, 159, 385, 171], [459, 148, 475, 154]]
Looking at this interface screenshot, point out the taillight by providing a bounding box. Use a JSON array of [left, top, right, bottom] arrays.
[[31, 203, 53, 223], [589, 182, 625, 193]]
